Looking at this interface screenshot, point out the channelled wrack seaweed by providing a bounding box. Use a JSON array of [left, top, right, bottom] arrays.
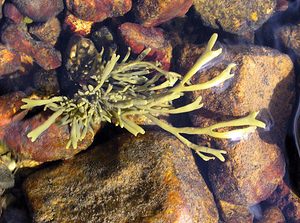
[[21, 34, 266, 161]]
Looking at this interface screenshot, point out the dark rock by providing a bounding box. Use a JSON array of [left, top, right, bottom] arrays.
[[3, 112, 100, 163], [65, 35, 98, 84], [119, 22, 172, 70], [276, 23, 300, 58], [29, 17, 61, 46], [66, 0, 132, 22], [90, 26, 117, 55], [63, 12, 93, 36], [11, 0, 64, 22], [135, 0, 193, 27], [3, 3, 24, 24], [0, 44, 21, 76], [0, 162, 14, 189], [193, 0, 276, 35], [276, 0, 289, 11], [2, 24, 62, 70], [23, 132, 219, 222], [33, 69, 60, 96], [267, 181, 300, 222], [177, 43, 294, 220]]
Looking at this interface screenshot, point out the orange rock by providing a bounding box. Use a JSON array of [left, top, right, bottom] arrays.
[[119, 22, 172, 70], [0, 91, 26, 128], [66, 0, 132, 22], [0, 45, 21, 76], [64, 12, 93, 36], [135, 0, 193, 27]]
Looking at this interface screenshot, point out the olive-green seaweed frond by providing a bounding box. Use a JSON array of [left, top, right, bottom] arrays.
[[21, 33, 265, 161]]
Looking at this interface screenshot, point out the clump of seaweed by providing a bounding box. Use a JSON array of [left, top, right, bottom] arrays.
[[21, 34, 266, 161]]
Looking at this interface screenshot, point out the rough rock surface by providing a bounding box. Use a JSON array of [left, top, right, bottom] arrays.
[[135, 0, 193, 27], [23, 132, 219, 223], [29, 17, 61, 46], [267, 181, 300, 222], [193, 0, 277, 35], [276, 23, 300, 58], [64, 12, 93, 36], [2, 24, 62, 70], [11, 0, 64, 22], [0, 44, 21, 76], [66, 0, 132, 22], [257, 206, 285, 223], [3, 113, 100, 163], [177, 44, 294, 220], [0, 91, 26, 128], [119, 22, 172, 70], [3, 3, 24, 24]]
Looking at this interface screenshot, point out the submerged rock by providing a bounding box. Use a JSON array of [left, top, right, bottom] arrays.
[[66, 0, 132, 22], [178, 44, 294, 220], [64, 12, 93, 36], [3, 3, 24, 24], [33, 69, 60, 96], [276, 23, 300, 59], [29, 17, 61, 46], [0, 91, 26, 129], [267, 181, 300, 222], [2, 24, 62, 70], [3, 113, 100, 163], [119, 22, 172, 70], [23, 132, 219, 222], [0, 44, 21, 76], [257, 206, 285, 223], [193, 0, 276, 35], [65, 35, 98, 84], [135, 0, 193, 27], [11, 0, 64, 22]]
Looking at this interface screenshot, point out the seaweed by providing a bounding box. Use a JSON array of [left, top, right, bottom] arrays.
[[21, 34, 266, 161]]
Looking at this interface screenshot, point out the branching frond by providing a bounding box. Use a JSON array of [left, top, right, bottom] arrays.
[[21, 33, 265, 161]]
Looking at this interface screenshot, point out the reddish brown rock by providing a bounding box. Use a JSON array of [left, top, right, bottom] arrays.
[[66, 0, 132, 22], [29, 17, 61, 46], [0, 44, 21, 76], [135, 0, 193, 27], [11, 0, 64, 22], [23, 132, 219, 223], [119, 22, 172, 70], [0, 92, 26, 128], [177, 44, 294, 220], [257, 206, 285, 223], [2, 24, 61, 70], [3, 3, 24, 24], [64, 12, 93, 36], [3, 113, 100, 163]]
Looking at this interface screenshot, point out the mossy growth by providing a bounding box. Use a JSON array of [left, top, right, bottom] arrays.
[[21, 34, 265, 161]]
